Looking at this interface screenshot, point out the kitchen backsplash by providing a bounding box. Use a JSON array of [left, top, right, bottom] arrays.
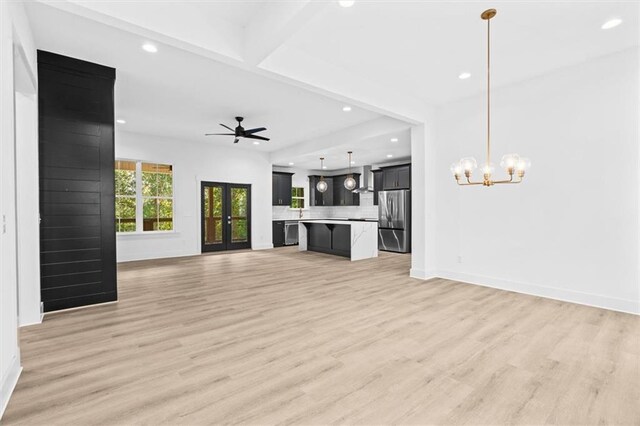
[[272, 192, 378, 220]]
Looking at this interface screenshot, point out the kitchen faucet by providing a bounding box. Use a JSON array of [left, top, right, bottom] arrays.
[[299, 208, 304, 219]]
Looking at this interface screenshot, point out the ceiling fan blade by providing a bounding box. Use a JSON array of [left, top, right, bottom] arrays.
[[219, 123, 234, 132], [244, 134, 270, 141], [205, 133, 235, 136], [244, 127, 266, 135], [234, 138, 239, 144]]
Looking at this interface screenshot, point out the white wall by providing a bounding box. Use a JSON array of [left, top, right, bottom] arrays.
[[15, 90, 41, 327], [429, 48, 640, 314], [115, 131, 273, 262], [1, 0, 37, 418]]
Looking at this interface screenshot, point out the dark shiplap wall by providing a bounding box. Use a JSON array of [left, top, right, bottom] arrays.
[[38, 51, 117, 312]]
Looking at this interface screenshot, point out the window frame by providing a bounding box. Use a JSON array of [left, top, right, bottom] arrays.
[[291, 186, 305, 209], [115, 159, 176, 235]]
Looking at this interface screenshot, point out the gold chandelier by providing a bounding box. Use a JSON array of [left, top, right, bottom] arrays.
[[451, 9, 531, 187]]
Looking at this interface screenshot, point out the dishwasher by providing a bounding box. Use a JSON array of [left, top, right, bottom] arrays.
[[284, 221, 299, 245]]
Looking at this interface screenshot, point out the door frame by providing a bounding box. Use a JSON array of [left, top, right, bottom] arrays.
[[200, 181, 252, 253]]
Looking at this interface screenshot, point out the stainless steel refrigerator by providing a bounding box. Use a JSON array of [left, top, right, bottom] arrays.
[[378, 190, 411, 253]]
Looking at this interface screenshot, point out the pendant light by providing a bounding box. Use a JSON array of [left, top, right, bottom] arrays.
[[316, 157, 328, 193], [451, 9, 531, 187], [344, 151, 357, 190]]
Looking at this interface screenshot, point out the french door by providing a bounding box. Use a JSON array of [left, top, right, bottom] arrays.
[[201, 182, 251, 252]]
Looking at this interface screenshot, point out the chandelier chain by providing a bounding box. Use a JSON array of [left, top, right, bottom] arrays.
[[487, 18, 491, 166]]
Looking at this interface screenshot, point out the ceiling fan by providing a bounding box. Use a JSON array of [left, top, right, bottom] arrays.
[[205, 116, 269, 144]]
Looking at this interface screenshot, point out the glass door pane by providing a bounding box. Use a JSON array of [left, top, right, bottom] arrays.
[[203, 184, 224, 249], [230, 187, 248, 243], [201, 182, 250, 252]]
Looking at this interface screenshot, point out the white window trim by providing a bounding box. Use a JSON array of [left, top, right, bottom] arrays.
[[290, 186, 305, 210], [116, 159, 175, 235]]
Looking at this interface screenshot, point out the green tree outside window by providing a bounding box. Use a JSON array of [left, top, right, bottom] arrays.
[[115, 160, 174, 233], [291, 187, 304, 209]]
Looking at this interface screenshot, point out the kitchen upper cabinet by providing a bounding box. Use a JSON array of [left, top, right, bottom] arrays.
[[373, 170, 383, 205], [382, 164, 411, 190], [272, 221, 285, 247], [272, 172, 293, 206], [309, 176, 333, 206], [397, 165, 411, 189], [332, 174, 360, 206]]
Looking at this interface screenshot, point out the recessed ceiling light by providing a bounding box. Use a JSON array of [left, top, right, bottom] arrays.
[[116, 119, 126, 124], [288, 162, 294, 166], [350, 161, 355, 165], [322, 166, 327, 169], [601, 18, 622, 30], [342, 106, 352, 112], [142, 43, 158, 53], [390, 137, 398, 142], [386, 154, 393, 158], [253, 141, 260, 145], [339, 1, 355, 7], [458, 72, 471, 80]]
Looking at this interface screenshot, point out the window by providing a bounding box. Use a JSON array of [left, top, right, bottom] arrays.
[[115, 160, 174, 233], [142, 163, 173, 231], [291, 187, 304, 209], [115, 160, 137, 232]]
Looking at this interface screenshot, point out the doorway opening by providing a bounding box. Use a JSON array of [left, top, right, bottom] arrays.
[[201, 182, 251, 252]]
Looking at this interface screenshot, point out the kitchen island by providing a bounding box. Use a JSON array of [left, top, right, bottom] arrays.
[[298, 220, 378, 261]]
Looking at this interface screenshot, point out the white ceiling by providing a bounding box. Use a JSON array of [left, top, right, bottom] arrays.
[[26, 2, 383, 153], [278, 128, 411, 171], [266, 1, 640, 104], [25, 0, 639, 165], [193, 1, 268, 28]]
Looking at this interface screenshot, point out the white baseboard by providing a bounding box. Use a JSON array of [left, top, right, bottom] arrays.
[[117, 251, 199, 263], [0, 356, 22, 420], [18, 317, 42, 328], [433, 270, 639, 315], [44, 300, 118, 316], [410, 268, 438, 280], [252, 244, 273, 250]]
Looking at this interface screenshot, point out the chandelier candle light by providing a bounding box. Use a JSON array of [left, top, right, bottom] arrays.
[[451, 8, 531, 187], [316, 157, 328, 193], [344, 151, 357, 190]]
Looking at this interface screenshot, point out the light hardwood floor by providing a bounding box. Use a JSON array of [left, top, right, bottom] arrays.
[[4, 247, 639, 425]]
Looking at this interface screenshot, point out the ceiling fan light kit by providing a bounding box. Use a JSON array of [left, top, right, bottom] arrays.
[[344, 151, 357, 190], [452, 9, 531, 187], [205, 116, 269, 144], [317, 157, 328, 193]]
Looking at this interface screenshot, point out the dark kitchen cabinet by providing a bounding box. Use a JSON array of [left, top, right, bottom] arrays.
[[38, 50, 117, 312], [309, 176, 333, 206], [397, 166, 411, 189], [304, 223, 350, 258], [307, 223, 332, 251], [331, 225, 351, 257], [272, 220, 285, 247], [382, 164, 411, 190], [272, 172, 293, 206], [373, 170, 383, 205], [332, 174, 360, 206]]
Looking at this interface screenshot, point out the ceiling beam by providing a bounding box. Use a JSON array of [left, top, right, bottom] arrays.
[[243, 1, 331, 67], [35, 1, 429, 125], [269, 116, 412, 164]]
